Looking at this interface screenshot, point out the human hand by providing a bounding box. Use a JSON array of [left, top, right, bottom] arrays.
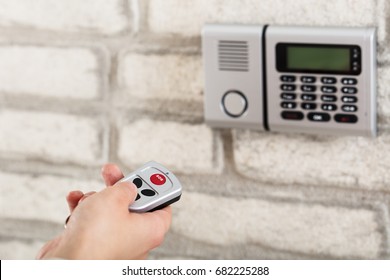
[[37, 164, 172, 260]]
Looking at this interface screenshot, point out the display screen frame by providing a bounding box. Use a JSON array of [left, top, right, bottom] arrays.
[[276, 43, 361, 75]]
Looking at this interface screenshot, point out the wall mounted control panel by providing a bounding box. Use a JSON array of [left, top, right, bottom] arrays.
[[202, 24, 377, 137]]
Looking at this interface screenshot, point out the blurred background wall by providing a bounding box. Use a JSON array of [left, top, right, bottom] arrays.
[[1, 0, 390, 259]]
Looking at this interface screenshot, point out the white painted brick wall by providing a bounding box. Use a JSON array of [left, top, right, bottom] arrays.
[[119, 53, 203, 101], [0, 110, 106, 165], [232, 130, 390, 192], [148, 0, 376, 36], [0, 46, 106, 99], [173, 192, 382, 258], [0, 0, 129, 34], [118, 119, 223, 174], [0, 172, 102, 222], [0, 0, 388, 260]]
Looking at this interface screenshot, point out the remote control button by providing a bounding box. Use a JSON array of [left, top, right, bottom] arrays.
[[301, 103, 317, 110], [301, 76, 316, 83], [321, 86, 337, 94], [321, 104, 337, 111], [281, 111, 304, 120], [281, 102, 296, 109], [321, 95, 337, 102], [150, 173, 167, 185], [301, 94, 316, 101], [141, 189, 156, 197], [341, 78, 358, 85], [321, 77, 337, 84], [335, 114, 358, 123], [342, 96, 358, 103], [301, 85, 316, 92], [342, 87, 358, 94], [135, 193, 141, 201], [281, 84, 296, 91], [308, 112, 330, 122], [132, 178, 143, 188], [281, 93, 296, 100], [280, 75, 296, 83]]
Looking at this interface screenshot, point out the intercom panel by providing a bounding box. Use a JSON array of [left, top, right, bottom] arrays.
[[202, 24, 377, 137], [202, 24, 265, 130]]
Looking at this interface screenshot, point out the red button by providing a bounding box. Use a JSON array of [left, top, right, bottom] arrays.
[[150, 173, 166, 185]]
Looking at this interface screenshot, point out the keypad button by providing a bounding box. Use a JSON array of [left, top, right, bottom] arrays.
[[321, 104, 337, 111], [280, 75, 296, 83], [335, 114, 358, 123], [281, 102, 297, 109], [281, 111, 304, 120], [301, 94, 316, 101], [342, 87, 358, 94], [341, 78, 358, 85], [133, 178, 143, 188], [301, 103, 317, 110], [321, 86, 337, 94], [342, 105, 358, 112], [281, 93, 297, 100], [308, 112, 331, 122], [281, 84, 296, 91], [301, 85, 316, 92], [301, 76, 316, 83], [321, 77, 337, 84], [341, 78, 357, 85], [342, 96, 358, 103], [321, 95, 337, 102], [141, 189, 156, 197], [135, 194, 141, 201]]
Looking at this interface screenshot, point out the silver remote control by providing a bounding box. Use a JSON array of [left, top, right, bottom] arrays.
[[120, 161, 182, 213]]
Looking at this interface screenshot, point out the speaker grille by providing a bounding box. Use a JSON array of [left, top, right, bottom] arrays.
[[218, 40, 249, 72]]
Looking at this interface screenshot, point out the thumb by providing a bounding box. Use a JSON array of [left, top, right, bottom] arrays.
[[107, 180, 138, 206]]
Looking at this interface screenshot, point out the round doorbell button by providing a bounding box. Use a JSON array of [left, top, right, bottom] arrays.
[[150, 173, 166, 185], [221, 90, 248, 118]]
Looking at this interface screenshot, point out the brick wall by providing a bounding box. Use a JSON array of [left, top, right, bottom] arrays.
[[0, 0, 389, 259]]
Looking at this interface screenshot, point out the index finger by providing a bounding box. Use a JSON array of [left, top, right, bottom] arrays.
[[101, 163, 124, 186]]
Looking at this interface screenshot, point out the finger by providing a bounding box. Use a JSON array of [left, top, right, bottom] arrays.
[[105, 181, 138, 206], [66, 191, 84, 212], [101, 163, 124, 187], [78, 191, 97, 204]]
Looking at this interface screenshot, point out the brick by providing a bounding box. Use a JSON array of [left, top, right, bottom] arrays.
[[378, 65, 390, 120], [172, 192, 382, 258], [0, 0, 129, 34], [0, 109, 106, 165], [0, 46, 105, 99], [0, 172, 103, 222], [0, 240, 45, 260], [148, 0, 376, 36], [233, 130, 390, 191], [119, 53, 203, 101], [117, 119, 223, 174]]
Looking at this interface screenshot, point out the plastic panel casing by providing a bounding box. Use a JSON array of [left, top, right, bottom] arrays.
[[265, 26, 377, 137], [202, 24, 265, 130]]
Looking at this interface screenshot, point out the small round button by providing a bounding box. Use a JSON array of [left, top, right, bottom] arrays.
[[221, 91, 248, 118], [150, 173, 166, 185], [141, 189, 156, 197], [132, 178, 143, 188]]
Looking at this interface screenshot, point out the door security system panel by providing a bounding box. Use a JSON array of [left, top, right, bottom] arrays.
[[202, 24, 377, 137]]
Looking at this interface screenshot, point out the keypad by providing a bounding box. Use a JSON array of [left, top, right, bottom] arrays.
[[280, 74, 359, 124]]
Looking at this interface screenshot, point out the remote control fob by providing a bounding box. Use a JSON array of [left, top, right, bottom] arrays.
[[119, 161, 182, 213]]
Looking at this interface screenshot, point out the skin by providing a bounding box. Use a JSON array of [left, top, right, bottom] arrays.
[[37, 163, 172, 260]]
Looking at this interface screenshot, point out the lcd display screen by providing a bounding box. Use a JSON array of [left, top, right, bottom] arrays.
[[286, 46, 350, 72]]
